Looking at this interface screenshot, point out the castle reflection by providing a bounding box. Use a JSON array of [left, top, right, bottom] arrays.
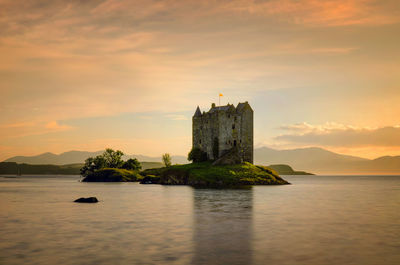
[[192, 188, 253, 265]]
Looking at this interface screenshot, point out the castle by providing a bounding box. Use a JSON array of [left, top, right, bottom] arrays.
[[192, 102, 253, 164]]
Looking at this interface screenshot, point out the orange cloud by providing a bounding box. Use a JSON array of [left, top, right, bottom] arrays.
[[45, 121, 73, 131], [225, 0, 399, 26], [276, 123, 400, 147]]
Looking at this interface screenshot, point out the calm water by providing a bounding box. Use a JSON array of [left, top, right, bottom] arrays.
[[0, 175, 399, 265]]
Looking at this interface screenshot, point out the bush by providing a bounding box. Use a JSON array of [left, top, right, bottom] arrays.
[[122, 158, 142, 170], [82, 168, 140, 182], [188, 147, 208, 163], [162, 153, 172, 167], [80, 148, 125, 177]]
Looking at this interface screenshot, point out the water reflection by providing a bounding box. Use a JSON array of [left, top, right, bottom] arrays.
[[192, 188, 253, 265]]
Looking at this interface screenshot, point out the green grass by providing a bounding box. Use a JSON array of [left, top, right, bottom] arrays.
[[82, 168, 141, 182], [141, 162, 289, 187]]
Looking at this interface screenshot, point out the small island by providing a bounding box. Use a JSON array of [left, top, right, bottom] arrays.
[[268, 164, 314, 175], [139, 161, 289, 187], [81, 102, 290, 187], [81, 149, 289, 187]]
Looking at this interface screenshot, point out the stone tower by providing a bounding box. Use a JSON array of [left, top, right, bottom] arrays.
[[192, 102, 254, 164]]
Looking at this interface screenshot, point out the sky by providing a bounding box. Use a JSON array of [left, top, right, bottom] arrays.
[[0, 0, 399, 161]]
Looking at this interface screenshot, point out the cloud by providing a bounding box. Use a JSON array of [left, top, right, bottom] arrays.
[[0, 120, 74, 140], [45, 121, 73, 132], [165, 114, 188, 121], [224, 0, 400, 27], [0, 122, 35, 128], [276, 122, 400, 147]]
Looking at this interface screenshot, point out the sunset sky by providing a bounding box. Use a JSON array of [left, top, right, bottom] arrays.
[[1, 0, 399, 161]]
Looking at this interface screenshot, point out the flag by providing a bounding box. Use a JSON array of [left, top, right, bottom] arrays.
[[219, 93, 223, 97]]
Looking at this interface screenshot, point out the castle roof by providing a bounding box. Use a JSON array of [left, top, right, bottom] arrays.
[[236, 101, 252, 113], [209, 105, 232, 113], [194, 106, 202, 117], [193, 102, 252, 116]]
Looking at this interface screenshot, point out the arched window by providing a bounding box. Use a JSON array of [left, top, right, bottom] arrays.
[[232, 124, 235, 129]]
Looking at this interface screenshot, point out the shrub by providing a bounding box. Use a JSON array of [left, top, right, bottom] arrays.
[[122, 158, 142, 171], [188, 147, 208, 163], [162, 153, 172, 167], [80, 148, 124, 177]]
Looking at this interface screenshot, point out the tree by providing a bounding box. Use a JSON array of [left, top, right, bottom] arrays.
[[162, 153, 172, 167], [188, 147, 208, 163], [122, 158, 142, 171], [102, 148, 124, 168], [80, 155, 106, 177], [80, 148, 125, 177]]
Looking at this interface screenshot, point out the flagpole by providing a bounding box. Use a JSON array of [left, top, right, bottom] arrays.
[[219, 94, 220, 106]]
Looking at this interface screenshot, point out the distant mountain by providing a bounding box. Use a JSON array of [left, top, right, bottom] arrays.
[[254, 147, 400, 174], [3, 147, 400, 174], [4, 151, 188, 165]]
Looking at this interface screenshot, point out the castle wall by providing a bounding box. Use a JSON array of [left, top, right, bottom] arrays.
[[240, 107, 253, 163], [192, 102, 253, 163], [218, 110, 240, 158]]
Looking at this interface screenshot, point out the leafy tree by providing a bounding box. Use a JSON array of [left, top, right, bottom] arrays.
[[102, 148, 124, 168], [122, 158, 142, 171], [80, 155, 106, 177], [80, 148, 125, 177], [162, 153, 172, 167], [188, 147, 208, 163]]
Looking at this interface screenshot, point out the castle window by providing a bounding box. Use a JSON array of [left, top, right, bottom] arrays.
[[199, 139, 202, 144], [240, 139, 242, 143], [232, 124, 235, 129], [234, 140, 237, 146], [228, 114, 230, 118]]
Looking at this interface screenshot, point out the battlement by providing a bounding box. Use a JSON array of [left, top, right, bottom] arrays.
[[192, 102, 253, 163]]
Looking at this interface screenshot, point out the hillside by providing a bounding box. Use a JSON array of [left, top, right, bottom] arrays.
[[4, 147, 400, 174], [4, 151, 187, 165], [0, 161, 163, 175], [255, 147, 400, 174]]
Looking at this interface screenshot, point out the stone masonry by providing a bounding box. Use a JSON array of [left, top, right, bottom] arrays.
[[192, 102, 254, 164]]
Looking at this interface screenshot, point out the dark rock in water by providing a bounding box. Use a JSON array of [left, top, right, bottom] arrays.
[[74, 197, 98, 203]]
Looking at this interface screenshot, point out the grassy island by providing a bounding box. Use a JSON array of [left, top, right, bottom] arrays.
[[82, 168, 141, 182], [82, 162, 290, 187], [139, 162, 289, 187], [80, 149, 290, 187]]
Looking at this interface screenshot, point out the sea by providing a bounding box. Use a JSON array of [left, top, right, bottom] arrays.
[[0, 175, 399, 265]]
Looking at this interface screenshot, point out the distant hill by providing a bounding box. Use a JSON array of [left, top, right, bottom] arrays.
[[3, 147, 400, 174], [4, 151, 188, 165], [255, 147, 400, 174], [0, 161, 164, 175], [268, 164, 313, 175]]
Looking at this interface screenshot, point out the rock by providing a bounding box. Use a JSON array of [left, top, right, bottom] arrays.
[[74, 197, 99, 203]]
